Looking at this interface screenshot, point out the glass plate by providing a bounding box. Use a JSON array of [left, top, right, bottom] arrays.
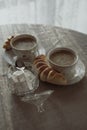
[[2, 47, 46, 66]]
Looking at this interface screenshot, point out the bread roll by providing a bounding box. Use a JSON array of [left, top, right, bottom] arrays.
[[3, 36, 14, 50], [33, 55, 67, 85]]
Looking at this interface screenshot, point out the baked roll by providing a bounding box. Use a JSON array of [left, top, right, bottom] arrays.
[[3, 36, 14, 50], [33, 55, 67, 85]]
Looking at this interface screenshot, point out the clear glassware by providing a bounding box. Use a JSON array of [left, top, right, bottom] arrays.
[[21, 90, 54, 113], [7, 66, 39, 96]]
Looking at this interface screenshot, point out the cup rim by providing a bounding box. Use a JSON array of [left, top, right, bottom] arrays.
[[47, 47, 78, 68], [10, 34, 37, 51]]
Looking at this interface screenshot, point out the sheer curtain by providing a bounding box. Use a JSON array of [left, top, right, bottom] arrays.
[[0, 0, 87, 34]]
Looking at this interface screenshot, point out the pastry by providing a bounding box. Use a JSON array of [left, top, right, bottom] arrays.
[[33, 55, 67, 85], [3, 36, 14, 50]]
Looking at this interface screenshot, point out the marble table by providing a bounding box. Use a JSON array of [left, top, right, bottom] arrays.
[[0, 24, 87, 130]]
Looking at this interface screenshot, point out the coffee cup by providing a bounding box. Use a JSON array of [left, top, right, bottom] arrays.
[[47, 47, 78, 80], [10, 34, 38, 63]]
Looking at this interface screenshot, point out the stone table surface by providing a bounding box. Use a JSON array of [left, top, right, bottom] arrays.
[[0, 24, 87, 130]]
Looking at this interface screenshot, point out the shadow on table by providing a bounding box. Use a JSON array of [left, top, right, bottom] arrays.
[[10, 76, 86, 130]]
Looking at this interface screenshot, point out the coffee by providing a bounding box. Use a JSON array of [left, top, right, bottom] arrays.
[[50, 50, 75, 66], [13, 37, 35, 50]]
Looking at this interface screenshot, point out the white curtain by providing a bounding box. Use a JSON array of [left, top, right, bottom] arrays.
[[0, 0, 87, 34]]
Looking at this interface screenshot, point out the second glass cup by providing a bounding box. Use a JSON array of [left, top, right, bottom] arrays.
[[7, 66, 39, 96]]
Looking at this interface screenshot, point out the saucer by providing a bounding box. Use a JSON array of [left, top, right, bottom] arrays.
[[66, 59, 85, 85], [2, 47, 46, 66]]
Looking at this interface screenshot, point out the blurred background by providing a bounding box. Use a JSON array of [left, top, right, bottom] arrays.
[[0, 0, 87, 34]]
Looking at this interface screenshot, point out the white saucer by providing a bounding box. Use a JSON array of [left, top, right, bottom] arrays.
[[2, 47, 46, 66], [66, 59, 85, 85]]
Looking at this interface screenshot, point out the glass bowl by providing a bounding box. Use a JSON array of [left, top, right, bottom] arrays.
[[7, 66, 39, 96]]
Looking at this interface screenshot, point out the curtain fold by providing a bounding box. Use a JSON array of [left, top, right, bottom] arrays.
[[0, 0, 87, 34]]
